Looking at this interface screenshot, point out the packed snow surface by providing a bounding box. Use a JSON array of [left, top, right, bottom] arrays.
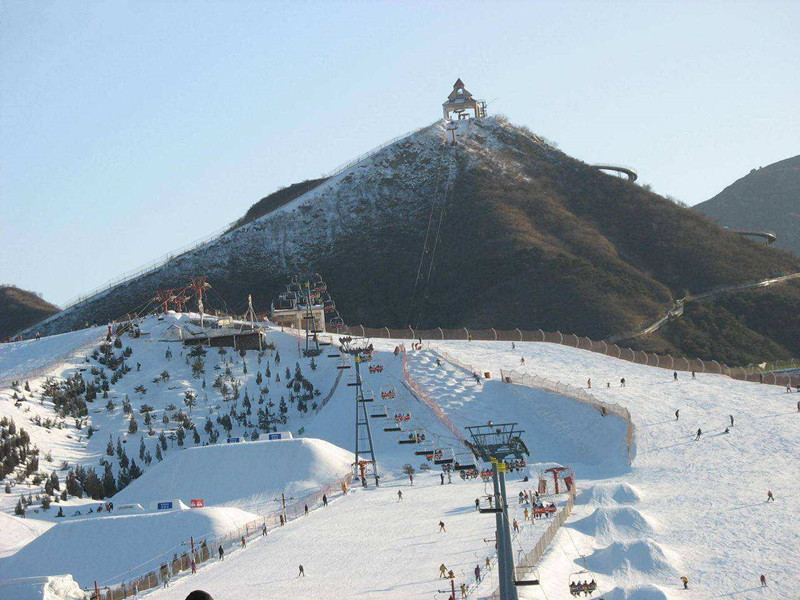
[[1, 320, 798, 599], [0, 506, 260, 586], [113, 437, 352, 512], [0, 513, 54, 559]]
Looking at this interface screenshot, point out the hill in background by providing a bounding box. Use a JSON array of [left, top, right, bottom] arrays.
[[19, 118, 800, 365], [694, 155, 800, 257], [0, 286, 59, 339]]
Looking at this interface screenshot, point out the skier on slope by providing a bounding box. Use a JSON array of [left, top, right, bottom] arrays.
[[439, 520, 447, 532], [760, 574, 767, 587], [322, 494, 328, 507], [681, 576, 689, 589], [475, 564, 482, 581], [675, 409, 680, 420], [730, 415, 734, 427], [695, 428, 702, 441], [475, 498, 480, 511], [439, 564, 448, 578], [460, 582, 468, 598], [398, 490, 403, 501], [298, 565, 305, 577], [767, 490, 775, 502], [218, 546, 224, 561], [674, 372, 678, 381]]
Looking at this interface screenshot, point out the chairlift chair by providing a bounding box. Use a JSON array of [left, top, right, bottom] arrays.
[[381, 386, 397, 400], [433, 448, 456, 465], [568, 570, 596, 597], [453, 451, 477, 470], [383, 424, 402, 432], [478, 495, 502, 514], [330, 316, 345, 328], [370, 404, 388, 419], [514, 566, 540, 587], [398, 429, 426, 445]]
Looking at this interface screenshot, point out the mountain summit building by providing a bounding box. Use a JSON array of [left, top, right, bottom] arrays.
[[442, 78, 486, 120]]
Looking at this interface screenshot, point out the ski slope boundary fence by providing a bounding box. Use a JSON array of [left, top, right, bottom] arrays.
[[426, 345, 635, 465], [87, 473, 352, 599], [500, 369, 636, 464], [484, 489, 576, 600], [336, 325, 800, 389]]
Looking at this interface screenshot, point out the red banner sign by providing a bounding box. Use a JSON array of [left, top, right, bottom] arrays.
[[190, 498, 205, 508]]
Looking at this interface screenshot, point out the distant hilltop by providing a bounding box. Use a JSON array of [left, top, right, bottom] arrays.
[[0, 285, 59, 339], [694, 154, 800, 257]]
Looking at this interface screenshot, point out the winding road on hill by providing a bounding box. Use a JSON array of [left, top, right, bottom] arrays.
[[609, 271, 800, 343], [731, 230, 777, 245], [592, 164, 638, 182]]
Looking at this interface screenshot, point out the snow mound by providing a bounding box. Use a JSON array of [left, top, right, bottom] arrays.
[[569, 506, 659, 541], [0, 575, 86, 600], [112, 437, 352, 511], [576, 482, 642, 505], [604, 583, 673, 600], [0, 512, 54, 558], [584, 540, 678, 579], [0, 506, 259, 587]]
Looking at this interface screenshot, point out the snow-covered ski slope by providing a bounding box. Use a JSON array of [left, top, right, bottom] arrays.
[[0, 327, 103, 387], [2, 321, 798, 599], [404, 341, 799, 599]]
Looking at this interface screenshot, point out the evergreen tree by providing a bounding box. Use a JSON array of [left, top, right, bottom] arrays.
[[128, 415, 138, 434], [275, 351, 280, 365], [119, 448, 130, 470], [176, 426, 185, 446], [129, 459, 142, 480], [102, 462, 117, 497], [159, 432, 167, 450], [116, 438, 123, 459], [139, 438, 146, 460], [65, 469, 82, 498], [155, 445, 163, 461], [84, 468, 103, 499], [193, 428, 201, 444], [50, 471, 60, 491], [14, 498, 25, 516]]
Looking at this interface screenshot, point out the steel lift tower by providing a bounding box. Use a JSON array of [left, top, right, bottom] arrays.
[[342, 341, 380, 487], [466, 422, 534, 600]]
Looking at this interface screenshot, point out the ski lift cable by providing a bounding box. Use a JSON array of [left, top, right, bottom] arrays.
[[415, 178, 451, 330], [406, 144, 450, 325]]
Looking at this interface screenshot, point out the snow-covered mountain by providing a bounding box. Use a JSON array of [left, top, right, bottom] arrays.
[[23, 118, 800, 363]]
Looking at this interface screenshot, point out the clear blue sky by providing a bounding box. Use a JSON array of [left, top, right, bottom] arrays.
[[1, 1, 798, 306]]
